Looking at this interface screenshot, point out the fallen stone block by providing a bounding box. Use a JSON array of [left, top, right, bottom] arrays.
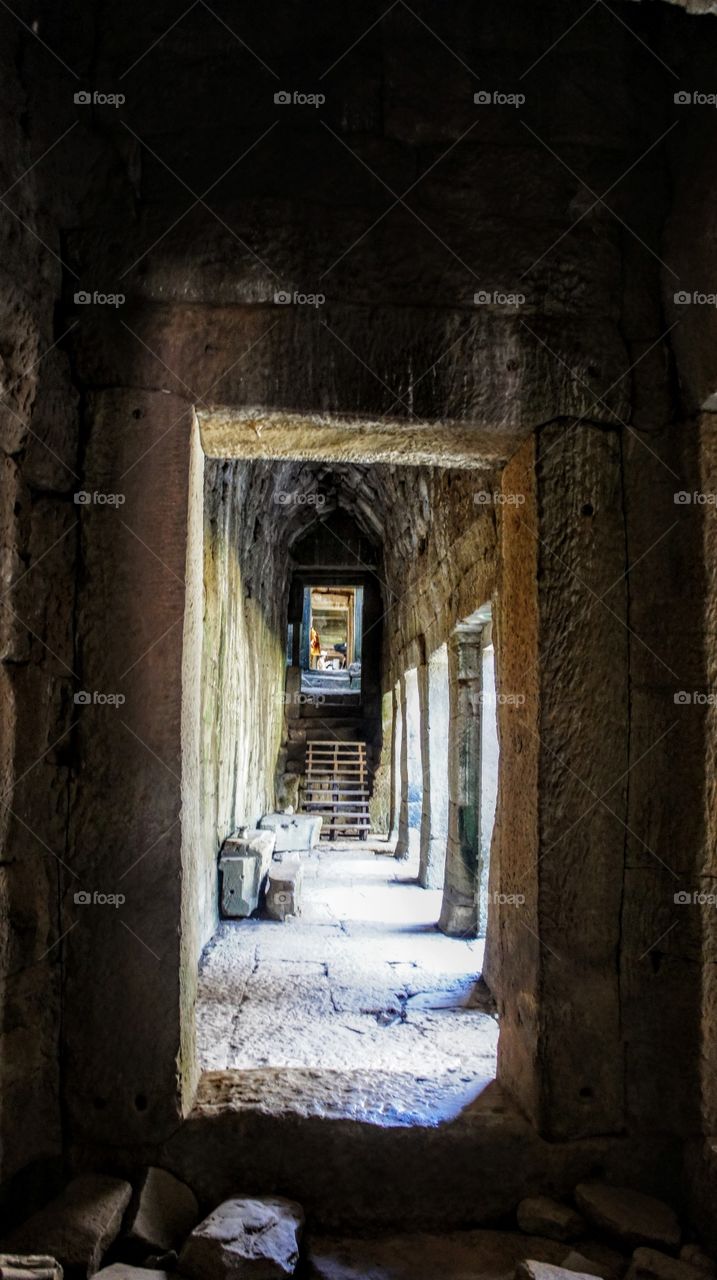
[[518, 1198, 585, 1242], [560, 1247, 628, 1280], [575, 1186, 681, 1251], [140, 1257, 175, 1273], [259, 813, 321, 852], [518, 1264, 597, 1280], [0, 1258, 62, 1280], [220, 830, 275, 918], [223, 830, 276, 861], [124, 1168, 198, 1253], [627, 1250, 709, 1280], [93, 1268, 169, 1279], [4, 1175, 132, 1278], [179, 1196, 304, 1279], [680, 1248, 716, 1277], [265, 857, 303, 921]]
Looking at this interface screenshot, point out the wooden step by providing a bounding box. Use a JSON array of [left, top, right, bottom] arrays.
[[302, 783, 368, 793], [307, 739, 367, 747], [301, 738, 371, 841], [306, 760, 366, 767], [304, 802, 370, 811]]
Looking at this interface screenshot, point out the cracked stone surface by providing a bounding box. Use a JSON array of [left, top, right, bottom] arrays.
[[197, 844, 497, 1089]]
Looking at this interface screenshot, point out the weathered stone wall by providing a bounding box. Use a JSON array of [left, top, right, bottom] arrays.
[[380, 469, 498, 686], [661, 24, 717, 1239], [0, 5, 85, 1213], [199, 460, 288, 940]]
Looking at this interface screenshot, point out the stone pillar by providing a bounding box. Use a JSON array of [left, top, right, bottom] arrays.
[[478, 631, 498, 936], [419, 643, 450, 889], [490, 423, 628, 1141], [395, 674, 410, 857], [390, 680, 402, 842], [396, 668, 422, 859], [438, 627, 482, 935]]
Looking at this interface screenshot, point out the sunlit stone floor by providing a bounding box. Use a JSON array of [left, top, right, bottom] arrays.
[[197, 842, 498, 1110]]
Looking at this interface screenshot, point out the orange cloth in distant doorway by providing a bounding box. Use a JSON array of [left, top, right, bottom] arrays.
[[310, 626, 321, 669]]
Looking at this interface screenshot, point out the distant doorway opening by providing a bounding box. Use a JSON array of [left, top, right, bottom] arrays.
[[300, 584, 364, 699]]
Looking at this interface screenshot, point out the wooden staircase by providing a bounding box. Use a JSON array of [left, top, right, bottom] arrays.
[[300, 740, 371, 840]]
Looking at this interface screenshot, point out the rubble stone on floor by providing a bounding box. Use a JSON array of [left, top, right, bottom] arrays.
[[307, 1229, 610, 1280], [560, 1246, 627, 1280], [575, 1186, 681, 1251], [0, 1259, 62, 1279], [680, 1249, 716, 1276], [3, 1176, 132, 1278], [93, 1267, 169, 1279], [124, 1168, 198, 1254], [518, 1264, 599, 1280], [627, 1250, 708, 1280], [179, 1196, 304, 1279], [518, 1198, 586, 1242]]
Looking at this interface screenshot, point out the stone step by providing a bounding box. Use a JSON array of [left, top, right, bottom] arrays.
[[162, 1073, 678, 1235]]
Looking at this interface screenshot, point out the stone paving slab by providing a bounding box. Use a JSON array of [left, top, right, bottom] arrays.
[[197, 848, 497, 1083], [306, 1230, 584, 1280]]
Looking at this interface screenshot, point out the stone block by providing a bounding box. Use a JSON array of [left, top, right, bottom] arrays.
[[259, 814, 322, 852], [680, 1249, 716, 1277], [517, 1199, 585, 1243], [265, 858, 303, 922], [4, 1175, 132, 1277], [627, 1251, 706, 1280], [518, 1264, 597, 1280], [94, 1268, 169, 1279], [220, 854, 264, 918], [223, 830, 276, 861], [0, 1259, 62, 1280], [219, 830, 275, 918], [560, 1249, 627, 1280], [124, 1167, 198, 1253], [575, 1186, 681, 1252], [179, 1196, 304, 1279]]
